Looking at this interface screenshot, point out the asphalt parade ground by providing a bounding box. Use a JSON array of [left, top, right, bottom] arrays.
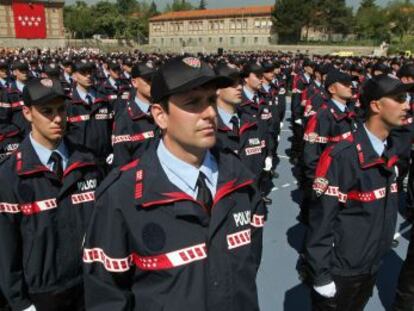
[[256, 100, 412, 311]]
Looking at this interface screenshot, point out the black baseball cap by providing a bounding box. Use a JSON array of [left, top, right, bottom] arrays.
[[0, 59, 8, 70], [73, 60, 94, 72], [214, 63, 241, 82], [242, 62, 265, 78], [262, 62, 276, 72], [131, 62, 156, 79], [397, 64, 414, 78], [360, 74, 414, 107], [151, 56, 233, 102], [12, 60, 29, 71], [108, 61, 121, 71], [44, 63, 60, 77], [23, 78, 69, 106], [325, 70, 352, 91]]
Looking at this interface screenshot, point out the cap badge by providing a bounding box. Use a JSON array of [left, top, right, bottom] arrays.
[[40, 78, 53, 88], [182, 57, 201, 69]]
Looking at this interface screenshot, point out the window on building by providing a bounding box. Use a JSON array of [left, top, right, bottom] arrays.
[[230, 37, 235, 45], [199, 37, 203, 43], [208, 37, 212, 43], [261, 20, 267, 28], [254, 37, 258, 43], [242, 36, 246, 43], [254, 20, 261, 29], [219, 20, 224, 30], [268, 36, 271, 43], [236, 20, 242, 30], [268, 20, 273, 28], [219, 37, 223, 43], [230, 20, 236, 30], [242, 19, 248, 29]]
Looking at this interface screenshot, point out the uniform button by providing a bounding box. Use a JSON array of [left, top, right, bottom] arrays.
[[213, 281, 219, 287]]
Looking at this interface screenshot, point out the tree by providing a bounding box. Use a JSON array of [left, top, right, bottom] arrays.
[[165, 0, 194, 12], [148, 1, 159, 16], [354, 0, 390, 43], [63, 1, 95, 38], [359, 0, 377, 9], [272, 0, 308, 43], [116, 0, 137, 15], [386, 0, 414, 41], [199, 0, 207, 9]]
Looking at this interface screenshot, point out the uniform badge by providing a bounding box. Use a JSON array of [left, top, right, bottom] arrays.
[[40, 78, 53, 88], [182, 57, 201, 69], [307, 132, 318, 144], [146, 61, 154, 69], [313, 177, 329, 197]]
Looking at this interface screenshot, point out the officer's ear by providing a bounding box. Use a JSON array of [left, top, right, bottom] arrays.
[[22, 105, 33, 123], [151, 102, 168, 131], [369, 99, 381, 114]]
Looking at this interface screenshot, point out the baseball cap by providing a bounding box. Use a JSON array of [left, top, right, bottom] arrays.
[[242, 62, 264, 78], [73, 60, 94, 72], [23, 78, 69, 106], [151, 56, 233, 102], [214, 63, 241, 83], [325, 70, 352, 91], [44, 63, 60, 77], [131, 62, 156, 79], [397, 64, 414, 78], [360, 74, 414, 107], [0, 59, 8, 70], [12, 60, 29, 71], [108, 61, 121, 71]]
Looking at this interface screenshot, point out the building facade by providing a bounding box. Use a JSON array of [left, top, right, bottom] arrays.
[[0, 0, 65, 47], [149, 5, 274, 48]]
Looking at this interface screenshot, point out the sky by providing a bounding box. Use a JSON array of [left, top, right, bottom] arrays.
[[66, 0, 391, 8]]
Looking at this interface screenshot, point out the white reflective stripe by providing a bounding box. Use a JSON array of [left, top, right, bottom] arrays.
[[112, 131, 155, 145], [165, 243, 207, 267], [83, 248, 132, 273], [323, 183, 398, 203], [251, 214, 265, 228], [108, 95, 117, 100], [71, 191, 95, 205], [20, 198, 58, 215], [227, 229, 251, 250], [95, 113, 113, 120], [67, 114, 90, 122], [0, 102, 12, 108], [245, 146, 263, 156], [112, 135, 131, 144], [0, 202, 20, 213]]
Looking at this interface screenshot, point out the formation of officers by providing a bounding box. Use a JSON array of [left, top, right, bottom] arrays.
[[0, 49, 412, 311]]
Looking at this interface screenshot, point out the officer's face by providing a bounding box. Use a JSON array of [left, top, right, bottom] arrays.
[[274, 68, 281, 75], [329, 82, 353, 101], [376, 93, 410, 127], [109, 69, 120, 80], [0, 69, 6, 79], [14, 69, 28, 82], [132, 77, 152, 99], [245, 73, 262, 91], [23, 100, 67, 148], [217, 80, 242, 105], [152, 86, 217, 158], [63, 65, 73, 75], [74, 70, 92, 88], [401, 76, 414, 84], [263, 71, 274, 82]]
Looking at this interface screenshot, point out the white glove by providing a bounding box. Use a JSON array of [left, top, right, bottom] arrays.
[[294, 119, 303, 126], [313, 282, 337, 298], [264, 156, 273, 171], [23, 305, 37, 311], [280, 122, 284, 129]]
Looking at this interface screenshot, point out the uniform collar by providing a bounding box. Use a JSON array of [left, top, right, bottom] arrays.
[[76, 86, 95, 103], [15, 80, 25, 93], [217, 106, 238, 130], [242, 86, 256, 101], [29, 133, 69, 170], [363, 124, 386, 157], [134, 95, 151, 115], [327, 99, 354, 121], [354, 123, 398, 169], [157, 139, 218, 195], [108, 77, 118, 89], [331, 98, 347, 113]]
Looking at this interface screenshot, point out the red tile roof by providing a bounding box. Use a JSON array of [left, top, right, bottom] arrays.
[[149, 5, 274, 22]]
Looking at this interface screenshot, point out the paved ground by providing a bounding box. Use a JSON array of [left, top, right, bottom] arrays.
[[256, 101, 412, 311]]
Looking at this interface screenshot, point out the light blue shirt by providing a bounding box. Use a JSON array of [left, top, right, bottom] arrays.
[[29, 133, 69, 171], [0, 78, 7, 87], [218, 107, 239, 130], [135, 96, 151, 115], [157, 139, 218, 199], [262, 83, 271, 93], [363, 124, 386, 157], [76, 86, 95, 103], [243, 86, 256, 102], [331, 99, 347, 113], [109, 77, 118, 89], [16, 80, 25, 93]]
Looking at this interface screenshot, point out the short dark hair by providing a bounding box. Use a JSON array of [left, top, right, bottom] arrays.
[[159, 97, 169, 113]]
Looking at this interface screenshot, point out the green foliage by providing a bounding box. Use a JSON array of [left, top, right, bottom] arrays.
[[165, 0, 194, 12], [272, 0, 307, 43], [199, 0, 207, 10]]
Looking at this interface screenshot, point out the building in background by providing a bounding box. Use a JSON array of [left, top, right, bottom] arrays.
[[149, 5, 275, 49], [0, 0, 65, 48]]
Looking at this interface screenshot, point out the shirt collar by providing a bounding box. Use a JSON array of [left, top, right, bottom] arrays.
[[363, 124, 386, 157], [29, 133, 68, 168], [217, 107, 238, 129], [124, 71, 130, 79], [109, 77, 117, 89], [304, 73, 311, 83], [76, 86, 93, 103], [16, 80, 25, 92], [314, 80, 322, 87], [0, 78, 6, 86], [243, 86, 255, 101], [157, 139, 217, 192], [135, 96, 151, 115], [331, 98, 347, 113], [262, 83, 271, 92]]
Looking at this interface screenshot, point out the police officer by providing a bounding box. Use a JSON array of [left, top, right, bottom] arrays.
[[65, 60, 113, 169], [0, 78, 104, 311], [83, 56, 266, 311], [112, 62, 158, 167], [306, 75, 412, 311], [0, 59, 10, 90]]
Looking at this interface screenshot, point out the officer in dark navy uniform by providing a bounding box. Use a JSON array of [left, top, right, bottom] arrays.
[[65, 60, 113, 169], [84, 56, 266, 311], [0, 78, 104, 311], [0, 59, 10, 90], [306, 75, 412, 311], [112, 62, 158, 167]]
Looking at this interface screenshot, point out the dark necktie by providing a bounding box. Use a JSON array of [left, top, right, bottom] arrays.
[[196, 172, 213, 215], [50, 151, 63, 180], [230, 116, 240, 136], [115, 81, 120, 91], [85, 94, 93, 105], [252, 95, 258, 104]]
